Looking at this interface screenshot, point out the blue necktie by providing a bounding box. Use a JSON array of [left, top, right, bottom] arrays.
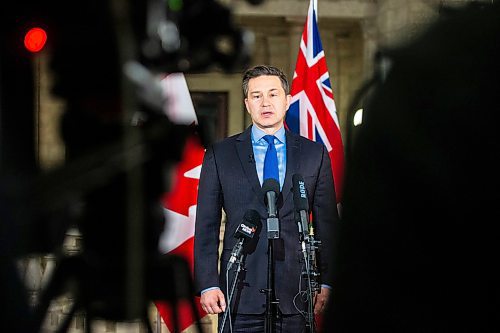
[[263, 135, 279, 183]]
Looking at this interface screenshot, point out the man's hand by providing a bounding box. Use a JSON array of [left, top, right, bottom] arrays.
[[313, 286, 331, 315], [200, 289, 226, 314]]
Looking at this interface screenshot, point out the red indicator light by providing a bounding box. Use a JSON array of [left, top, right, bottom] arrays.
[[24, 27, 47, 53]]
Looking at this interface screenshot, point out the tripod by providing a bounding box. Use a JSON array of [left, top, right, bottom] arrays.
[[31, 252, 203, 333]]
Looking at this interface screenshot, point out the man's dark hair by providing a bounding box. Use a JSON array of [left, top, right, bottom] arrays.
[[242, 65, 290, 97]]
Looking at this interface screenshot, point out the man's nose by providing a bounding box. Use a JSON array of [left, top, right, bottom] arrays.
[[262, 95, 271, 105]]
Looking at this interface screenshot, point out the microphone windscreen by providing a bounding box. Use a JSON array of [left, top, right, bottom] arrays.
[[292, 173, 309, 211], [235, 209, 260, 239], [262, 178, 280, 197], [243, 209, 261, 225]]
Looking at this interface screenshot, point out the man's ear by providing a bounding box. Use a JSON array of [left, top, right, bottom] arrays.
[[285, 94, 292, 110], [244, 98, 251, 113]]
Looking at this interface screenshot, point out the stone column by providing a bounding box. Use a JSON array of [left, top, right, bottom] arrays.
[[286, 20, 303, 79], [360, 16, 379, 82], [376, 0, 440, 48], [266, 34, 290, 74]]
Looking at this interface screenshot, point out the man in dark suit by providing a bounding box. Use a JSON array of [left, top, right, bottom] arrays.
[[194, 65, 338, 332]]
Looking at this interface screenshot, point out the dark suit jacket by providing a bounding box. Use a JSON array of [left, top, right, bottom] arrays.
[[194, 126, 338, 314]]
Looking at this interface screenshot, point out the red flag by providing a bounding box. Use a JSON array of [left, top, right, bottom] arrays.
[[285, 0, 345, 204], [155, 73, 207, 331]]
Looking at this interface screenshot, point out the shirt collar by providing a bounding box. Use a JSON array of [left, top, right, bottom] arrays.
[[251, 125, 286, 144]]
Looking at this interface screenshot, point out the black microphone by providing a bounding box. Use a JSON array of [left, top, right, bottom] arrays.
[[227, 209, 260, 270], [262, 179, 280, 239], [262, 178, 279, 217], [292, 173, 310, 242]]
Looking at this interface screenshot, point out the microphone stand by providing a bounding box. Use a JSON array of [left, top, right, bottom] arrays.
[[303, 226, 321, 333], [298, 220, 314, 332], [261, 180, 280, 333], [297, 211, 321, 333], [219, 255, 244, 333], [263, 214, 280, 333], [264, 238, 277, 333]]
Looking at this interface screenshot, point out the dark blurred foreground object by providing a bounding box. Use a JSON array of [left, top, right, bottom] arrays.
[[326, 2, 500, 332], [139, 0, 253, 73], [0, 0, 258, 332]]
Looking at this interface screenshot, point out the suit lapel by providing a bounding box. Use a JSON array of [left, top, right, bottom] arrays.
[[236, 127, 262, 199], [235, 127, 301, 206], [282, 130, 300, 205]]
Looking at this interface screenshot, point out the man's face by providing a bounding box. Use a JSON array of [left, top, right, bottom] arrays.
[[244, 75, 291, 134]]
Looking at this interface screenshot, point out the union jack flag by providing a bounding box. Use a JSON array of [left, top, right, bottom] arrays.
[[285, 0, 344, 203]]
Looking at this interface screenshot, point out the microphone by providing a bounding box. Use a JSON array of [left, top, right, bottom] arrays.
[[262, 178, 279, 217], [262, 179, 280, 239], [292, 173, 310, 242], [227, 209, 260, 270], [292, 174, 322, 292]]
